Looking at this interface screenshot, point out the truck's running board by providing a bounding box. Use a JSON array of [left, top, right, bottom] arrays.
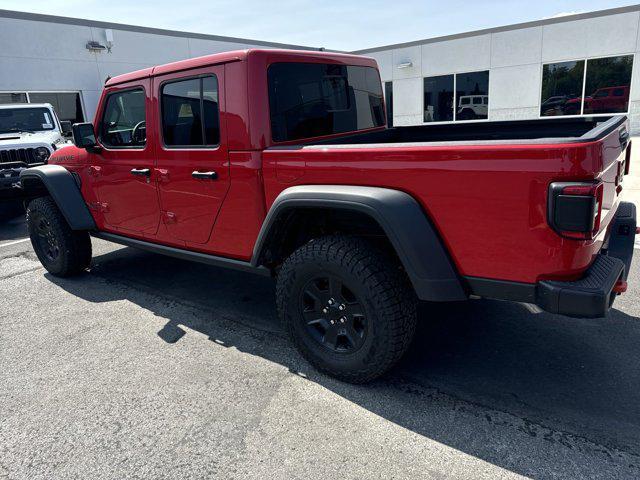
[[91, 231, 271, 276]]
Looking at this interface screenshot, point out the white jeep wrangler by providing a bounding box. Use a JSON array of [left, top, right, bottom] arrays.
[[457, 95, 488, 120], [0, 103, 72, 201]]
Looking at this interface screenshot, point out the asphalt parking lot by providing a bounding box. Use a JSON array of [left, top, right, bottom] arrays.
[[1, 209, 640, 479]]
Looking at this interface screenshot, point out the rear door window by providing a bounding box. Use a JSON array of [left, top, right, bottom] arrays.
[[161, 75, 219, 147]]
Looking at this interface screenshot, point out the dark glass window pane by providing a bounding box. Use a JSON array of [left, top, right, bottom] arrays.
[[584, 55, 633, 114], [203, 76, 220, 145], [101, 89, 146, 147], [424, 75, 453, 122], [456, 71, 489, 120], [268, 63, 384, 142], [541, 60, 585, 116], [0, 107, 56, 134], [0, 93, 27, 104], [162, 78, 202, 146], [384, 81, 393, 127], [29, 92, 84, 123]]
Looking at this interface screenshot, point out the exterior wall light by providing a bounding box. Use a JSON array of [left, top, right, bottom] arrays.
[[86, 41, 107, 52], [396, 61, 413, 69]]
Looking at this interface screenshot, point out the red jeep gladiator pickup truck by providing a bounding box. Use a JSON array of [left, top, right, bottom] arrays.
[[19, 49, 637, 383]]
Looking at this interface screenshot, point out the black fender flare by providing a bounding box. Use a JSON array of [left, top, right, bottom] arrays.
[[19, 165, 96, 230], [252, 185, 467, 302]]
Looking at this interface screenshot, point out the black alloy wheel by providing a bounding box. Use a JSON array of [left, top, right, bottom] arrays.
[[300, 274, 367, 353], [33, 216, 60, 262]]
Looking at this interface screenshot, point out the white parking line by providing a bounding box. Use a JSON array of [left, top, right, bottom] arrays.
[[0, 238, 30, 248]]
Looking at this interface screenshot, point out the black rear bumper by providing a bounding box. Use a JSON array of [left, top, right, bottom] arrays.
[[537, 255, 624, 317], [537, 202, 636, 317], [466, 201, 636, 318]]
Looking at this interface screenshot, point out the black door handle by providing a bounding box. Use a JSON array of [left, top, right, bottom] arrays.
[[130, 168, 151, 176], [192, 170, 218, 180]]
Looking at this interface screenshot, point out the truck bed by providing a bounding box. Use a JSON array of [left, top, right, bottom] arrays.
[[264, 115, 630, 285], [309, 116, 624, 146]]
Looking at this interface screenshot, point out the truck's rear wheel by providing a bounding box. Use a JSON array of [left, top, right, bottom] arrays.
[[26, 197, 92, 277], [276, 235, 417, 383]]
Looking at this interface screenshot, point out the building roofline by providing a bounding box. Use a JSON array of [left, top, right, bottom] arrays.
[[0, 8, 322, 51], [351, 4, 640, 54], [3, 5, 640, 57]]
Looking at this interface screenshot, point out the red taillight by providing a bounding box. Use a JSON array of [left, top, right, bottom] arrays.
[[591, 182, 604, 233], [548, 181, 604, 240], [562, 184, 598, 196]]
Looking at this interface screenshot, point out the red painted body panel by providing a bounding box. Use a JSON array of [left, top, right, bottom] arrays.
[[153, 64, 230, 245], [49, 48, 629, 287], [262, 139, 624, 283]]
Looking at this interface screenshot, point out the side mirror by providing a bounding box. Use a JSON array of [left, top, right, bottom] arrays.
[[72, 122, 99, 150], [60, 120, 73, 137]]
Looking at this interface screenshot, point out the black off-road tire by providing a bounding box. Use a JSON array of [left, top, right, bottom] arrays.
[[26, 196, 92, 277], [457, 108, 476, 120], [276, 235, 417, 383]]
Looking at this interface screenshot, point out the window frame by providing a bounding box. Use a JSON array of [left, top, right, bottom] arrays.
[[422, 69, 490, 125], [98, 86, 148, 150], [538, 53, 635, 119], [159, 73, 220, 150]]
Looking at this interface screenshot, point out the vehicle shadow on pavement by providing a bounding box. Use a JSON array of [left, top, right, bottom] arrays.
[[0, 208, 26, 241], [46, 246, 640, 478]]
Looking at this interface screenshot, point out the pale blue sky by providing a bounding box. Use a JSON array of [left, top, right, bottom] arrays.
[[0, 0, 637, 50]]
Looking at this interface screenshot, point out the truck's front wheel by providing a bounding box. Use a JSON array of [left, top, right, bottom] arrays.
[[26, 197, 92, 277], [276, 235, 417, 383]]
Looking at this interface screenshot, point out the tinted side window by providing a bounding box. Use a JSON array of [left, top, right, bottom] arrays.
[[456, 71, 489, 120], [101, 89, 146, 148], [540, 60, 585, 116], [268, 63, 384, 142], [0, 93, 28, 104], [584, 55, 633, 114], [203, 76, 220, 145], [161, 76, 219, 147], [424, 75, 454, 122]]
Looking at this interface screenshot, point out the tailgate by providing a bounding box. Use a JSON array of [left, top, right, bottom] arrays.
[[596, 116, 631, 235]]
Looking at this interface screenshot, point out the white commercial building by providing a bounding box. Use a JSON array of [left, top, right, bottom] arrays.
[[2, 5, 640, 132], [356, 5, 640, 133]]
